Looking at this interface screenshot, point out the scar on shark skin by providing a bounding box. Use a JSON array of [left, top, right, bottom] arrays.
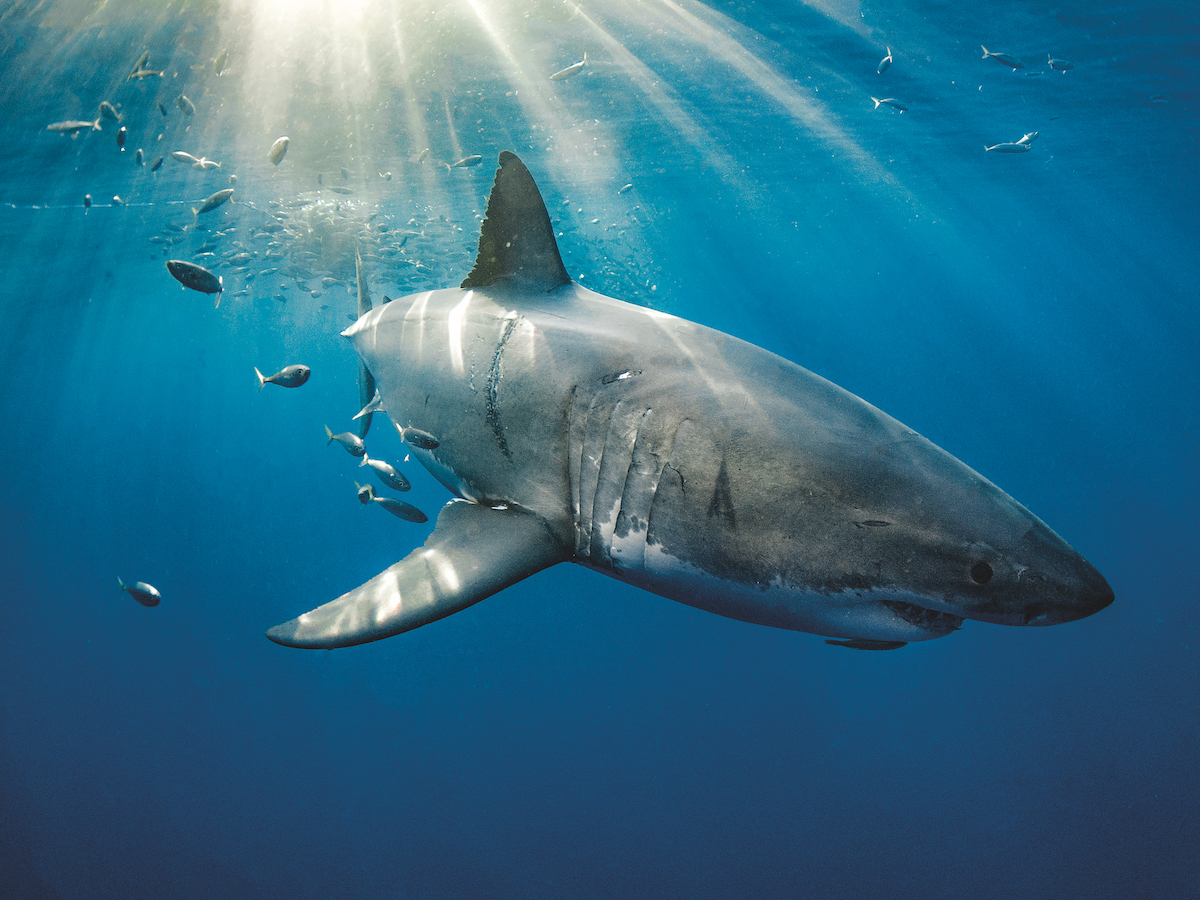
[[485, 317, 518, 457]]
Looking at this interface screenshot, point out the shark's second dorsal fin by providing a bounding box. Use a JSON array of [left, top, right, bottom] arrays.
[[461, 151, 572, 292]]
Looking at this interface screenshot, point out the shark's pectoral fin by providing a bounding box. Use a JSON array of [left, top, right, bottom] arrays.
[[266, 500, 569, 649]]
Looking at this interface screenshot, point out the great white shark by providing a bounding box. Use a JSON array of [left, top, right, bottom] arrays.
[[267, 152, 1113, 651]]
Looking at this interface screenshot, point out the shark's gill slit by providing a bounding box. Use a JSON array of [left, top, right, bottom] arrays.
[[575, 390, 615, 556]]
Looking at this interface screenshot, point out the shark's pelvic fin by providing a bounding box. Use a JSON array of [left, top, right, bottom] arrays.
[[265, 500, 569, 649], [460, 151, 572, 292], [824, 639, 909, 651]]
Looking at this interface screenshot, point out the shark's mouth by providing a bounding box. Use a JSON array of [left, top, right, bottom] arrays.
[[882, 598, 964, 635]]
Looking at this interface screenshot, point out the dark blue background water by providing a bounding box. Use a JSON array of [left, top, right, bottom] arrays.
[[1, 0, 1196, 897]]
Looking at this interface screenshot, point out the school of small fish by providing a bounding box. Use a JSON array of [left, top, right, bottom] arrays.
[[866, 44, 1082, 151]]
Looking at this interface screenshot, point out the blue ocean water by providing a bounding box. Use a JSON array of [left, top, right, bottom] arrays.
[[1, 0, 1196, 897]]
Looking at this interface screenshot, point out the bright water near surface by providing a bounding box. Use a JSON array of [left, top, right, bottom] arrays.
[[1, 0, 1197, 897]]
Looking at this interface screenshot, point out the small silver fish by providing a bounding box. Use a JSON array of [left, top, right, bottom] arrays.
[[46, 119, 101, 135], [371, 495, 427, 523], [877, 46, 893, 74], [255, 364, 311, 391], [116, 126, 127, 149], [445, 155, 483, 171], [416, 148, 430, 162], [192, 157, 221, 170], [1047, 54, 1075, 72], [135, 148, 145, 165], [111, 195, 125, 206], [327, 186, 353, 195], [340, 166, 350, 180], [213, 48, 228, 75], [618, 183, 633, 194], [360, 453, 411, 491], [99, 101, 120, 122], [171, 150, 200, 165], [119, 576, 161, 607], [268, 136, 289, 166], [150, 156, 164, 172], [981, 46, 1024, 69], [193, 188, 234, 216], [325, 424, 366, 457], [157, 100, 168, 117], [167, 260, 224, 302], [177, 94, 196, 115], [984, 141, 1033, 153], [129, 68, 164, 80], [871, 96, 907, 112], [550, 53, 587, 81], [83, 194, 92, 208], [1017, 131, 1038, 145], [396, 423, 439, 450], [131, 51, 149, 75]]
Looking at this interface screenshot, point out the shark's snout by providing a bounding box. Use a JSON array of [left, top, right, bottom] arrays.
[[1029, 553, 1114, 625], [969, 518, 1114, 628], [1022, 519, 1114, 625]]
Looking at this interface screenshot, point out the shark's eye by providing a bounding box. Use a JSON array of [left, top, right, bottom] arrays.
[[970, 562, 994, 585]]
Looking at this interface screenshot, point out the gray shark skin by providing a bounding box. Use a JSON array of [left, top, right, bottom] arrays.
[[267, 152, 1113, 650]]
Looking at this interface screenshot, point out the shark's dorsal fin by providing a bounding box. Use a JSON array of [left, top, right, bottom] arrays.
[[461, 151, 572, 291]]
